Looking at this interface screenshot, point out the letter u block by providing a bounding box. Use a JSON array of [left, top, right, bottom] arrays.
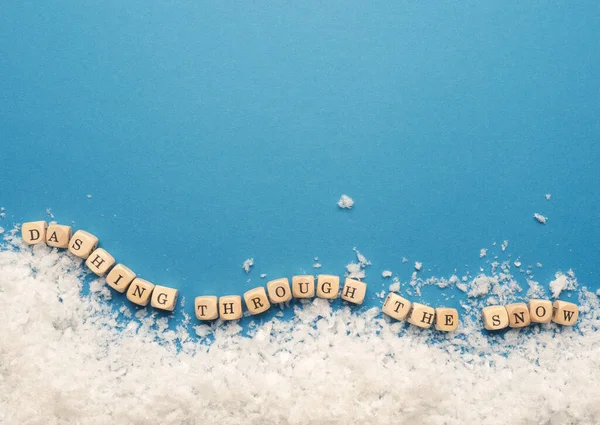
[[482, 305, 509, 330], [407, 303, 435, 329], [529, 299, 553, 323], [126, 278, 155, 306], [105, 264, 136, 293], [219, 295, 243, 321], [244, 287, 271, 315], [341, 278, 367, 305], [21, 221, 47, 245], [382, 292, 411, 320], [292, 275, 315, 299], [316, 275, 340, 299], [151, 285, 178, 311], [435, 307, 459, 332], [505, 303, 531, 328], [46, 223, 72, 248], [267, 278, 292, 303], [195, 296, 219, 321], [68, 230, 98, 259], [552, 300, 579, 326], [85, 248, 115, 276]]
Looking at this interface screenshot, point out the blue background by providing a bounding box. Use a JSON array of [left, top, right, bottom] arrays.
[[1, 1, 599, 320]]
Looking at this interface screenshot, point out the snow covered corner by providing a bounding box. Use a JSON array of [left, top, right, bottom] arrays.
[[337, 194, 354, 210]]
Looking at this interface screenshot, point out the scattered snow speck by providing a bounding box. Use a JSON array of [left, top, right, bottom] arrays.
[[514, 261, 522, 268], [313, 263, 322, 269], [260, 273, 267, 279], [242, 258, 254, 274], [501, 240, 509, 252], [381, 270, 393, 278], [468, 275, 496, 298], [401, 257, 408, 264], [388, 277, 400, 292], [549, 272, 578, 298], [86, 194, 92, 199], [414, 262, 422, 272], [533, 213, 547, 224], [537, 263, 543, 268], [337, 194, 354, 209], [545, 194, 551, 200], [480, 248, 487, 258]]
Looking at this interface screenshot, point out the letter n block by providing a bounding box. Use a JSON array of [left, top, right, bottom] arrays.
[[195, 296, 219, 321], [219, 295, 243, 321], [316, 275, 340, 299], [85, 248, 115, 276], [21, 221, 47, 245], [105, 264, 136, 293], [151, 285, 178, 311], [382, 292, 411, 320], [126, 278, 155, 306], [505, 303, 531, 328], [292, 275, 315, 299], [481, 305, 509, 330], [45, 223, 72, 248], [341, 278, 367, 305], [407, 303, 435, 329], [266, 278, 292, 303], [552, 300, 579, 326], [68, 230, 98, 259], [529, 299, 553, 323], [435, 307, 459, 332], [244, 287, 271, 315]]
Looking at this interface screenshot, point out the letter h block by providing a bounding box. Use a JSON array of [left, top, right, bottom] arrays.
[[408, 303, 435, 329]]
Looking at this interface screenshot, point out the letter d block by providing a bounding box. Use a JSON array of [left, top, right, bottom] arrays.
[[21, 221, 47, 245], [408, 303, 435, 329], [219, 295, 243, 321], [267, 278, 292, 303], [435, 307, 459, 332], [151, 285, 178, 312], [85, 248, 115, 276], [45, 223, 72, 248], [505, 303, 531, 328], [482, 305, 509, 331], [341, 278, 367, 305], [105, 264, 136, 293], [292, 275, 315, 299], [552, 300, 579, 326], [316, 275, 340, 299], [244, 287, 271, 315], [126, 278, 155, 306], [529, 299, 553, 324], [195, 296, 219, 321], [68, 230, 98, 259], [382, 292, 411, 320]]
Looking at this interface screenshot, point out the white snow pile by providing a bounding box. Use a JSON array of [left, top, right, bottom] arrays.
[[345, 248, 370, 280], [337, 194, 354, 209], [549, 271, 578, 298], [1, 233, 600, 424], [534, 213, 548, 224]]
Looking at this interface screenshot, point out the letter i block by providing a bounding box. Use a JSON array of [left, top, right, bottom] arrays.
[[244, 287, 271, 315], [68, 230, 98, 259], [126, 278, 155, 306], [267, 278, 292, 303], [482, 305, 509, 330], [21, 221, 47, 245], [85, 248, 116, 276], [435, 307, 459, 332], [151, 285, 179, 312], [316, 275, 340, 299], [219, 295, 243, 321], [505, 303, 531, 328], [408, 303, 436, 329], [195, 296, 219, 321], [341, 278, 367, 305], [45, 223, 72, 248], [382, 293, 411, 320], [292, 275, 315, 298], [105, 264, 136, 293], [552, 300, 579, 326], [529, 299, 553, 323]]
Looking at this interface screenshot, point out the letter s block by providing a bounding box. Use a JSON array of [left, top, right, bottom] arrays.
[[407, 303, 435, 329], [552, 300, 579, 326], [150, 285, 178, 312], [45, 223, 72, 248], [529, 299, 553, 323], [481, 305, 509, 331], [21, 221, 47, 245], [243, 286, 271, 315], [435, 307, 459, 332], [85, 248, 115, 276], [68, 230, 98, 259], [341, 278, 367, 305], [316, 275, 340, 299], [126, 278, 155, 306]]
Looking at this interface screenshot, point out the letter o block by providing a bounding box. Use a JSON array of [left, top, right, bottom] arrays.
[[195, 296, 219, 321], [506, 302, 531, 328], [552, 300, 579, 326], [45, 223, 72, 248], [105, 264, 136, 293], [482, 305, 509, 331], [68, 230, 98, 259], [529, 299, 553, 323], [266, 278, 292, 303], [219, 295, 243, 321], [85, 248, 115, 276], [244, 287, 271, 315], [126, 278, 155, 306], [408, 303, 436, 329], [435, 307, 459, 332], [382, 292, 411, 320], [151, 285, 178, 312], [341, 278, 367, 305], [21, 221, 47, 245], [292, 275, 315, 299], [316, 275, 340, 299]]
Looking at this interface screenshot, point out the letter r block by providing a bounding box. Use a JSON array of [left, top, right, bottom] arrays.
[[126, 278, 155, 306], [195, 296, 219, 321], [21, 221, 47, 245], [68, 230, 98, 259], [481, 305, 509, 331], [316, 275, 340, 299], [45, 223, 72, 248], [150, 285, 178, 312], [529, 299, 553, 323], [243, 286, 271, 315], [341, 278, 367, 305], [435, 307, 459, 332], [85, 248, 115, 276], [219, 295, 243, 321], [408, 303, 436, 329], [266, 278, 292, 303], [552, 300, 579, 326], [505, 303, 531, 328], [382, 292, 411, 320]]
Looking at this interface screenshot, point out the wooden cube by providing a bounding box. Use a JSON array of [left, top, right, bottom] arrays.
[[195, 296, 219, 321], [105, 264, 136, 293], [68, 230, 98, 259], [316, 275, 340, 299], [151, 285, 178, 311], [45, 223, 72, 248], [435, 307, 459, 332], [481, 305, 509, 331], [244, 287, 271, 315], [219, 295, 243, 321], [506, 302, 531, 328], [292, 275, 315, 298], [382, 292, 411, 320], [341, 278, 367, 305], [21, 221, 47, 245], [552, 300, 579, 326], [266, 278, 292, 303], [529, 299, 553, 323], [407, 303, 436, 329], [126, 278, 155, 306], [85, 248, 115, 276]]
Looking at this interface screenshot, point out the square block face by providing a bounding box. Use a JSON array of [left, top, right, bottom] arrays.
[[341, 278, 367, 305], [506, 303, 531, 328], [85, 248, 116, 276], [435, 308, 459, 332], [45, 224, 72, 248], [292, 275, 315, 299], [267, 278, 292, 303], [408, 303, 436, 329], [552, 300, 579, 326], [195, 296, 219, 321], [382, 293, 411, 320], [151, 285, 179, 312], [482, 306, 509, 330], [105, 264, 136, 293], [68, 230, 98, 259], [22, 221, 47, 245], [529, 299, 553, 324], [219, 296, 243, 321], [126, 278, 155, 307], [244, 287, 271, 315], [316, 275, 340, 299]]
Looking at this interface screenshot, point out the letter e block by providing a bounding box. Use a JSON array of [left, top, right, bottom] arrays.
[[435, 307, 459, 332], [126, 278, 155, 306], [195, 296, 219, 321], [68, 230, 98, 259], [316, 275, 340, 299], [266, 278, 292, 303], [85, 248, 115, 276], [408, 303, 436, 329], [529, 299, 553, 324], [219, 295, 243, 321], [45, 223, 72, 248], [292, 275, 315, 299], [22, 221, 47, 245], [341, 278, 367, 305], [105, 264, 136, 293], [482, 305, 509, 331], [151, 285, 178, 312], [244, 287, 271, 315], [552, 300, 579, 326], [506, 303, 531, 328], [382, 292, 411, 320]]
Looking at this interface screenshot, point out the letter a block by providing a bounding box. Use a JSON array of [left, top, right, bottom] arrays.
[[244, 287, 271, 315], [482, 305, 509, 330], [21, 221, 47, 245], [219, 295, 243, 321], [266, 278, 292, 303], [341, 278, 367, 305], [126, 278, 155, 306], [85, 248, 115, 276], [151, 285, 178, 311], [505, 303, 531, 328], [382, 292, 411, 320], [316, 275, 340, 299], [552, 300, 579, 326], [529, 299, 553, 323], [408, 303, 435, 329], [105, 264, 136, 293], [68, 230, 98, 259], [292, 275, 315, 299], [45, 223, 72, 248], [435, 307, 459, 332], [195, 296, 219, 321]]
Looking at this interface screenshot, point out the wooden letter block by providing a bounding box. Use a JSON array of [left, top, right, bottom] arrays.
[[266, 278, 292, 303], [341, 278, 367, 305], [506, 302, 531, 328], [482, 305, 509, 330], [382, 292, 411, 320], [105, 264, 136, 293], [68, 230, 98, 259], [316, 275, 340, 299], [292, 275, 315, 299], [244, 287, 271, 315], [151, 285, 179, 311], [126, 278, 155, 306], [529, 299, 553, 323], [407, 303, 436, 329], [219, 295, 243, 321], [21, 221, 47, 245], [435, 307, 459, 332], [195, 296, 219, 321], [45, 223, 72, 248], [85, 248, 115, 276], [552, 300, 579, 326]]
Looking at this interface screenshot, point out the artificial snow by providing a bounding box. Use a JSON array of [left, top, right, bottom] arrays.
[[545, 194, 551, 200], [549, 272, 578, 299], [242, 258, 254, 273], [414, 262, 422, 271], [479, 248, 487, 258], [534, 213, 548, 224], [381, 270, 392, 278], [337, 195, 354, 209]]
